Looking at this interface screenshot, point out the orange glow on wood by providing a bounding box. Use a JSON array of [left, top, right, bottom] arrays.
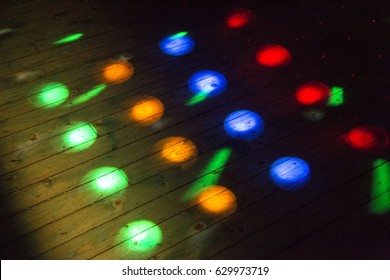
[[129, 96, 164, 126], [160, 137, 197, 163], [102, 61, 134, 84], [196, 185, 237, 215]]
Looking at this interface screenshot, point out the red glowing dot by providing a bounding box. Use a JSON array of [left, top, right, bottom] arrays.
[[295, 81, 330, 105], [226, 9, 253, 28], [256, 44, 292, 67], [347, 126, 389, 151]]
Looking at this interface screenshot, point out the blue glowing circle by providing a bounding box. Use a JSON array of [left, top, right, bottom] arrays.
[[188, 70, 227, 97], [224, 110, 264, 140], [270, 157, 311, 190], [159, 35, 195, 56]]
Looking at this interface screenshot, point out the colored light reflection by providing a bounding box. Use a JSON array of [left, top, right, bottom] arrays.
[[69, 84, 107, 106], [347, 126, 389, 151], [159, 31, 194, 56], [370, 159, 390, 215], [328, 86, 344, 107], [158, 137, 197, 163], [84, 166, 128, 192], [34, 82, 69, 108], [188, 70, 227, 98], [121, 220, 162, 252], [53, 33, 84, 45], [256, 44, 292, 67], [196, 185, 237, 215], [295, 81, 330, 105], [224, 110, 265, 140], [63, 122, 98, 152], [101, 61, 134, 84], [129, 96, 164, 126], [270, 157, 311, 190], [183, 147, 232, 201], [226, 9, 253, 28]]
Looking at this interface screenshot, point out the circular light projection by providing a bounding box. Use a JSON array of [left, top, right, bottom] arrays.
[[123, 220, 162, 252], [256, 44, 292, 67], [159, 32, 195, 56], [35, 82, 69, 107], [63, 122, 98, 152], [84, 166, 128, 192], [101, 61, 134, 84], [159, 137, 197, 163], [270, 157, 311, 190], [188, 70, 227, 97], [129, 96, 164, 126], [226, 9, 254, 28], [224, 110, 265, 141], [196, 185, 237, 215], [295, 81, 330, 105], [347, 126, 389, 151]]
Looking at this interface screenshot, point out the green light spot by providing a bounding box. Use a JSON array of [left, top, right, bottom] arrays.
[[53, 33, 84, 45], [63, 122, 98, 152], [170, 31, 188, 39], [84, 166, 128, 192], [69, 84, 107, 106], [182, 147, 232, 201], [328, 86, 344, 107], [35, 82, 69, 108], [185, 91, 210, 106], [122, 220, 162, 252], [370, 159, 390, 215]]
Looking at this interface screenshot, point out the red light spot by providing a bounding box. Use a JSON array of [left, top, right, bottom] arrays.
[[227, 9, 253, 28], [295, 81, 330, 105], [347, 126, 389, 151], [256, 44, 292, 67]]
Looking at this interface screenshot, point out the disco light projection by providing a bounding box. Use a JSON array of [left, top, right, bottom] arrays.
[[159, 137, 197, 163], [188, 70, 227, 99], [270, 157, 311, 190], [347, 126, 389, 152], [159, 31, 194, 56], [256, 44, 292, 67], [83, 166, 128, 193], [53, 33, 84, 45], [185, 91, 209, 106], [182, 147, 232, 201], [196, 185, 237, 215], [295, 81, 330, 105], [328, 86, 344, 107], [128, 96, 164, 126], [33, 82, 69, 108], [69, 84, 107, 106], [101, 61, 134, 84], [226, 9, 254, 28], [118, 220, 162, 253], [370, 159, 390, 215], [63, 122, 98, 152], [224, 110, 265, 140]]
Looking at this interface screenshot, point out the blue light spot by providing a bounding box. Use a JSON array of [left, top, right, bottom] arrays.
[[159, 33, 195, 56], [224, 110, 264, 140], [188, 70, 227, 97], [270, 157, 311, 190]]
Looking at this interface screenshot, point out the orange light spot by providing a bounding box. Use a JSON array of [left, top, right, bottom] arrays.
[[102, 61, 134, 84], [347, 126, 389, 151], [196, 185, 237, 215], [129, 96, 164, 126], [226, 9, 253, 28], [160, 137, 197, 163], [295, 81, 330, 105], [256, 44, 292, 67]]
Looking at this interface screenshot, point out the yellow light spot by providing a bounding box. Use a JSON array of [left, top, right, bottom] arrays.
[[196, 185, 237, 215], [159, 137, 197, 163], [102, 61, 134, 84], [129, 96, 164, 126]]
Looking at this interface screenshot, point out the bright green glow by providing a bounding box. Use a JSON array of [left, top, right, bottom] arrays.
[[182, 147, 232, 201], [170, 31, 188, 39], [370, 159, 390, 215], [327, 86, 344, 107], [122, 220, 162, 252], [53, 33, 84, 45], [35, 83, 69, 107], [84, 166, 128, 192], [69, 84, 107, 106], [185, 91, 209, 106], [63, 122, 98, 152]]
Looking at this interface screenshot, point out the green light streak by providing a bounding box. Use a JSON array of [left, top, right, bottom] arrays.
[[170, 31, 188, 39], [53, 33, 84, 45], [185, 91, 210, 106], [63, 122, 98, 152], [327, 86, 344, 107], [370, 159, 390, 215], [121, 220, 162, 252], [182, 147, 232, 201], [35, 82, 69, 108], [69, 84, 107, 106], [84, 166, 128, 193]]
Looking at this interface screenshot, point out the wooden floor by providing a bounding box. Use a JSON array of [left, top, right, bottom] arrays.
[[0, 0, 389, 260]]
